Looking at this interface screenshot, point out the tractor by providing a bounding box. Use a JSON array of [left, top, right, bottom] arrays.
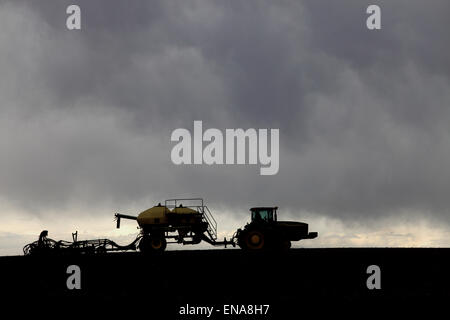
[[235, 207, 318, 250], [24, 199, 318, 255]]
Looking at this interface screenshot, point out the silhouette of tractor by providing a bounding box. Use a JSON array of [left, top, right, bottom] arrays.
[[235, 207, 318, 250], [114, 200, 317, 252], [24, 199, 318, 255]]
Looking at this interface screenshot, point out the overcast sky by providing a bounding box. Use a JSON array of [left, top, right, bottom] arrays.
[[1, 0, 450, 254]]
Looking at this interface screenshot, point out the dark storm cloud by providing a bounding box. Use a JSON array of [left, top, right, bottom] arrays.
[[1, 0, 450, 224]]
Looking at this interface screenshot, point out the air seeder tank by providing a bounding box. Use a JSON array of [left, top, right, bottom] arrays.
[[115, 199, 216, 252], [136, 203, 170, 227]]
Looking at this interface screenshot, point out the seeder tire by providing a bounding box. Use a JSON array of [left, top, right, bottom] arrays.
[[139, 235, 167, 253]]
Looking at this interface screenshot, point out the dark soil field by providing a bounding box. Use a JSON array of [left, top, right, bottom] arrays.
[[1, 248, 448, 317]]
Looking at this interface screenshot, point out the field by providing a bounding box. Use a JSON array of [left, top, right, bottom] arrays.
[[1, 248, 448, 317]]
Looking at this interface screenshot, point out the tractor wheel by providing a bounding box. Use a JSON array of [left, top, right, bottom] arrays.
[[244, 230, 265, 250]]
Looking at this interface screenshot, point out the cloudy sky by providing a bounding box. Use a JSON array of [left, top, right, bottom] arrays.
[[1, 0, 450, 255]]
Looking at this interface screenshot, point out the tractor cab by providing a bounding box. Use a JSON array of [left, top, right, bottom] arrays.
[[250, 207, 278, 223]]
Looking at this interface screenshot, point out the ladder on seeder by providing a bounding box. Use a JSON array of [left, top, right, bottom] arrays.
[[164, 198, 235, 247]]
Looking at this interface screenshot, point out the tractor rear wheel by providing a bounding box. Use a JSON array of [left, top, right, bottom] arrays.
[[244, 230, 265, 250]]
